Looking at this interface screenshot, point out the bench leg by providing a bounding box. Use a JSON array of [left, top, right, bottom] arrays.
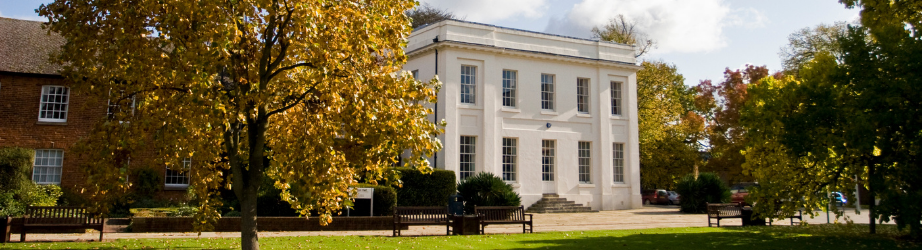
[[99, 228, 104, 242], [20, 227, 25, 242], [716, 218, 720, 227]]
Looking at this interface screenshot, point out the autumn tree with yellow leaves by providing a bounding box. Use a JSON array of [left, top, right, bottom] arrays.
[[39, 0, 442, 249]]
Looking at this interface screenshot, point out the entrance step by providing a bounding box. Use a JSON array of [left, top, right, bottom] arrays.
[[526, 194, 599, 213]]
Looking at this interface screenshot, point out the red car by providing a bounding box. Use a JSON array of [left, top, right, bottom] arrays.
[[642, 189, 669, 205], [730, 183, 758, 205]]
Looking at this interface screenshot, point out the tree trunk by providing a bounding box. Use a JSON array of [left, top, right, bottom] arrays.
[[240, 185, 259, 250], [868, 164, 875, 234]]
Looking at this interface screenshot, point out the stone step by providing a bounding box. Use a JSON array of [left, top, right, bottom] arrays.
[[526, 194, 597, 213]]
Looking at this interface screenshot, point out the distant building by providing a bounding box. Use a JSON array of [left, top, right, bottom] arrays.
[[0, 17, 188, 200], [403, 20, 642, 211]]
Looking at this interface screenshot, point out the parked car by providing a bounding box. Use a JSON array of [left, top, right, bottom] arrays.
[[831, 192, 848, 206], [730, 182, 759, 205], [667, 191, 681, 205], [642, 189, 669, 205]]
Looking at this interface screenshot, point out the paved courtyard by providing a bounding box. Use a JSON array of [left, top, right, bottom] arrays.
[[8, 205, 891, 242]]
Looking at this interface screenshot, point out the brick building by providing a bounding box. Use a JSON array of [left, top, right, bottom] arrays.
[[0, 17, 188, 200]]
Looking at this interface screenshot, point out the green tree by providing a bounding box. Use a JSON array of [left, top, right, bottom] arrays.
[[779, 22, 849, 77], [406, 3, 458, 29], [635, 61, 701, 189], [39, 1, 442, 249], [694, 65, 772, 186], [591, 15, 655, 58]]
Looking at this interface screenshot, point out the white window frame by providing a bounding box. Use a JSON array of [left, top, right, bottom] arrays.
[[541, 74, 555, 111], [33, 149, 64, 185], [460, 136, 476, 179], [611, 81, 622, 116], [38, 85, 70, 123], [502, 70, 517, 108], [107, 89, 137, 121], [578, 141, 591, 184], [502, 138, 517, 182], [461, 65, 477, 104], [542, 140, 555, 181], [613, 143, 625, 183], [165, 158, 191, 188], [577, 78, 590, 114]]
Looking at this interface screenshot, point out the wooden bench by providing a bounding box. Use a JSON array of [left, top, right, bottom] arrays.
[[19, 206, 105, 242], [768, 210, 803, 226], [707, 203, 744, 227], [474, 206, 533, 234], [393, 206, 451, 236]]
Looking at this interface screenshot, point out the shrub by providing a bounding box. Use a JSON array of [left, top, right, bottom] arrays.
[[395, 167, 456, 206], [457, 172, 521, 214], [675, 172, 730, 213], [132, 167, 163, 199], [354, 184, 397, 216], [0, 147, 63, 217]]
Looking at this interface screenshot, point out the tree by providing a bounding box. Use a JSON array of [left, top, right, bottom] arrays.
[[694, 65, 773, 185], [406, 3, 458, 29], [592, 15, 656, 58], [39, 1, 442, 249], [635, 61, 701, 189], [779, 22, 849, 76]]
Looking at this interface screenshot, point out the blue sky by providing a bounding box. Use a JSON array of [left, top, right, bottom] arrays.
[[0, 0, 860, 86]]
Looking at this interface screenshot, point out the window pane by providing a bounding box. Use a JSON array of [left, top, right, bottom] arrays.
[[502, 70, 517, 107], [33, 149, 64, 184], [541, 74, 554, 110], [502, 138, 516, 181], [577, 78, 590, 113], [542, 140, 555, 181], [613, 143, 625, 183], [461, 66, 477, 104], [611, 82, 622, 115], [579, 141, 591, 183], [460, 136, 476, 179], [38, 86, 70, 122]]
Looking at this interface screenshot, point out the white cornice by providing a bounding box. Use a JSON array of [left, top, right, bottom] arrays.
[[407, 41, 643, 72]]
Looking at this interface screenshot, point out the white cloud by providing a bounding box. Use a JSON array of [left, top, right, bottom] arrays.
[[545, 0, 768, 54], [420, 0, 549, 23]]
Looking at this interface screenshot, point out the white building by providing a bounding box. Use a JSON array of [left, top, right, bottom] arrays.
[[403, 20, 642, 211]]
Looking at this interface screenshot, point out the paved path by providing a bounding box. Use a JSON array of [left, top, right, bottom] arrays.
[[8, 205, 891, 242]]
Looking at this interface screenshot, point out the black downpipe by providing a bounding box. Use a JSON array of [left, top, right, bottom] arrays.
[[433, 36, 439, 169]]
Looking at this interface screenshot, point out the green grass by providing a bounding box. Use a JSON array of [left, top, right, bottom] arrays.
[[1, 224, 918, 250]]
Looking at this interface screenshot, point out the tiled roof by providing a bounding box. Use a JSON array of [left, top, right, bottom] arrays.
[[0, 17, 64, 75]]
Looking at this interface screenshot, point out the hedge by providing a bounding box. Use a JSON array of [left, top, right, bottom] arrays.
[[353, 184, 396, 216], [675, 172, 730, 213], [395, 167, 456, 206]]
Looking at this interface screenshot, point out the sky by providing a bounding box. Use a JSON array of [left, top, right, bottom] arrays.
[[0, 0, 860, 86]]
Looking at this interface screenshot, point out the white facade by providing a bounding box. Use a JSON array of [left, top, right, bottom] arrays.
[[403, 20, 642, 211]]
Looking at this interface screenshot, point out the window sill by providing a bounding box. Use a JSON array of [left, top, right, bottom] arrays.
[[501, 108, 520, 113], [610, 115, 625, 120], [576, 113, 591, 118], [540, 110, 558, 115], [506, 182, 521, 188], [459, 104, 481, 110], [578, 183, 595, 188], [164, 184, 189, 191], [35, 121, 67, 126], [611, 183, 630, 188]]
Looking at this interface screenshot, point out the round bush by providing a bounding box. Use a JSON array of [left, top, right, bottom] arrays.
[[457, 172, 521, 214], [675, 172, 730, 213], [395, 167, 456, 206]]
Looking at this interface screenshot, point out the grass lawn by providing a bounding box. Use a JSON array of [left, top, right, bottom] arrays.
[[1, 224, 918, 250]]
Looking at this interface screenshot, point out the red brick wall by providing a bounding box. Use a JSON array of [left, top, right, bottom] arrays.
[[0, 72, 188, 201], [0, 72, 103, 192]]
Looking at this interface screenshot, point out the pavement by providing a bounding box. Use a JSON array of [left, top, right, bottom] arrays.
[[7, 205, 891, 242]]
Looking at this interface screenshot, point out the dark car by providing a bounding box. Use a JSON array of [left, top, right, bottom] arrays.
[[730, 182, 759, 205], [642, 189, 669, 205]]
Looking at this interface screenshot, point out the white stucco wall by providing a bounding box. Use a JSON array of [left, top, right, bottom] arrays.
[[403, 20, 642, 211]]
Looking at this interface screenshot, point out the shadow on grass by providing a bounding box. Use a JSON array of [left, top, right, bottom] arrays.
[[506, 227, 912, 250]]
